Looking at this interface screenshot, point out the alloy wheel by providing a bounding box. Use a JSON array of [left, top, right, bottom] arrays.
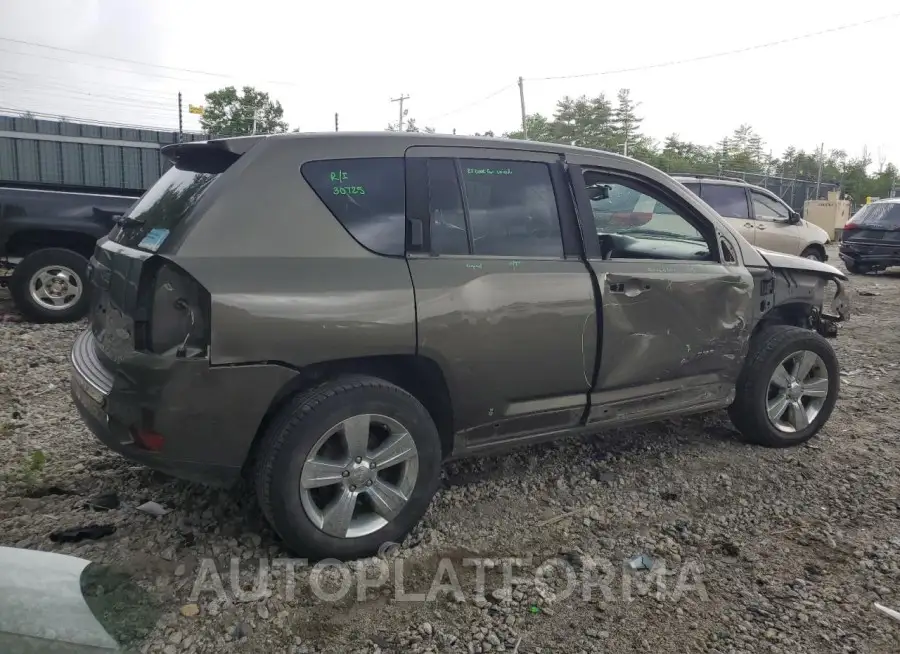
[[299, 414, 419, 538]]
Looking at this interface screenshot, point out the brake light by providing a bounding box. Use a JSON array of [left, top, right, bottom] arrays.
[[843, 222, 859, 230], [144, 261, 210, 357]]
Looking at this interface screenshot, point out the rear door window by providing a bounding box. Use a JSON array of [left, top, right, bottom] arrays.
[[458, 159, 563, 257], [680, 182, 700, 196], [301, 158, 406, 256], [847, 203, 900, 229], [700, 184, 750, 219], [110, 167, 219, 252]]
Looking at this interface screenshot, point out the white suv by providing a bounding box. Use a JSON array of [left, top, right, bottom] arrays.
[[673, 176, 830, 261]]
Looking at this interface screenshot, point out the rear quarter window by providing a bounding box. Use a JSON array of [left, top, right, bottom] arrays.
[[301, 158, 405, 256]]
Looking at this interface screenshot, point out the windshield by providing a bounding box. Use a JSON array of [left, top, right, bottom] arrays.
[[109, 166, 219, 252], [847, 202, 900, 229]]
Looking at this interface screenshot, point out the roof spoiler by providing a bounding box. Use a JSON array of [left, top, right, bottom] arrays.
[[161, 136, 265, 173]]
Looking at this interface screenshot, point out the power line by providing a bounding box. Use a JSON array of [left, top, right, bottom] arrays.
[[0, 47, 214, 84], [423, 83, 515, 123], [0, 79, 174, 110], [0, 88, 179, 117], [0, 68, 176, 101], [0, 36, 306, 88], [0, 106, 186, 132], [529, 11, 900, 81]]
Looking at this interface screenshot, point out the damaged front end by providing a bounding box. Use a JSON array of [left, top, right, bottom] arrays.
[[811, 275, 849, 337], [754, 248, 850, 338]]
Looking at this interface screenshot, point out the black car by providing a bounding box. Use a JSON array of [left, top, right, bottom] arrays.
[[839, 199, 900, 274]]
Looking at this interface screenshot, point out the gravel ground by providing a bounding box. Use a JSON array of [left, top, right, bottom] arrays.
[[1, 243, 899, 654]]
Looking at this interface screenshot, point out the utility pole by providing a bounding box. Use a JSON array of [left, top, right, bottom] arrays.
[[815, 142, 824, 198], [518, 76, 528, 140], [391, 94, 410, 132], [177, 92, 183, 142], [335, 112, 339, 132]]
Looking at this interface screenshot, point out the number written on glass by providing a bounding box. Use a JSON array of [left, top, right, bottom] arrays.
[[330, 169, 366, 195]]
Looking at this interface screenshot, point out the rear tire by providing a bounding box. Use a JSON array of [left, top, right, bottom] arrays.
[[254, 375, 442, 560], [9, 248, 91, 323], [729, 326, 839, 448]]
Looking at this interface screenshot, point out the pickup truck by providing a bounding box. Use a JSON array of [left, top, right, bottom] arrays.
[[0, 184, 139, 322]]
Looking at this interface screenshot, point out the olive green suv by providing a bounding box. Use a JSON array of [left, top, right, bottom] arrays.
[[71, 133, 849, 560]]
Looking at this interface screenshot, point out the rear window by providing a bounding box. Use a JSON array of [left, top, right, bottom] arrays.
[[110, 166, 219, 252], [700, 184, 750, 219], [301, 158, 405, 256], [847, 202, 900, 228]]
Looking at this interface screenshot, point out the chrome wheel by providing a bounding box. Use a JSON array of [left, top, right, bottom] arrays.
[[766, 350, 829, 433], [28, 265, 82, 311], [299, 414, 419, 539]]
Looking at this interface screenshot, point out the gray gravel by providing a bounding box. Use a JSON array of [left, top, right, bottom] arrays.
[[1, 244, 899, 653]]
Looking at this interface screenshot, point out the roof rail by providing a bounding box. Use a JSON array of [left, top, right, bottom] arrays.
[[670, 172, 747, 183]]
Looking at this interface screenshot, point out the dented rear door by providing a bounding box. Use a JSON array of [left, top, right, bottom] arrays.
[[569, 162, 754, 422]]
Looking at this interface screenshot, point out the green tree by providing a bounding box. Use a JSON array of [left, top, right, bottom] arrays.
[[200, 86, 288, 137], [611, 89, 650, 156], [504, 113, 555, 142]]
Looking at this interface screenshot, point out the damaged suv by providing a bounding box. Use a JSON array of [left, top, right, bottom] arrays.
[[70, 133, 849, 560]]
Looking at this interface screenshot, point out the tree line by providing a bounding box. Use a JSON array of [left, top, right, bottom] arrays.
[[197, 85, 897, 202]]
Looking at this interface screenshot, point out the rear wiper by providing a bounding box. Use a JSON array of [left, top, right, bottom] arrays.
[[113, 215, 145, 226]]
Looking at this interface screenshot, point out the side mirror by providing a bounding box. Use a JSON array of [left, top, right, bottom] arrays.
[[788, 210, 801, 224]]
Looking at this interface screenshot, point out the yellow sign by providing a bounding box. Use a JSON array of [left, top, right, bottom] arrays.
[[188, 104, 204, 115]]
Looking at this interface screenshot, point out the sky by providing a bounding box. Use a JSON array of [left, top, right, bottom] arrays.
[[0, 0, 898, 166]]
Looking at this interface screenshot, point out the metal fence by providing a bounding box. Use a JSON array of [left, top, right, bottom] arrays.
[[0, 115, 206, 192]]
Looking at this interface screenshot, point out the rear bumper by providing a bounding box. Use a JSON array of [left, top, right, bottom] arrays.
[[839, 243, 900, 267], [70, 329, 297, 487]]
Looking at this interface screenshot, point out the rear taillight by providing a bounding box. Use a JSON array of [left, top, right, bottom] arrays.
[[843, 222, 859, 230], [144, 262, 210, 357], [134, 429, 165, 452]]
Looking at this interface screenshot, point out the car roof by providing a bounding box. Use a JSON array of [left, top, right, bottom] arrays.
[[167, 130, 635, 163], [870, 197, 900, 204], [672, 175, 777, 196]]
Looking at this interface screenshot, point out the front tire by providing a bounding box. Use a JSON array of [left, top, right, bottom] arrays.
[[729, 326, 839, 448], [9, 248, 91, 323], [254, 376, 442, 560], [800, 246, 824, 262]]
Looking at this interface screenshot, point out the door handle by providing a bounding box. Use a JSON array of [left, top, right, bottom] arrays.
[[609, 279, 651, 296], [743, 222, 754, 228], [756, 225, 767, 230]]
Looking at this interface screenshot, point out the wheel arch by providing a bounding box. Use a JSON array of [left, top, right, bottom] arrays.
[[243, 354, 456, 474], [5, 229, 99, 260], [751, 301, 814, 340]]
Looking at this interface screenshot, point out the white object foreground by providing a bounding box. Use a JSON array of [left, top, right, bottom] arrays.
[[0, 546, 119, 652], [874, 602, 900, 623]]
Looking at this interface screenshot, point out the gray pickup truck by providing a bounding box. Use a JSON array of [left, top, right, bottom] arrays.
[[70, 132, 849, 560]]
